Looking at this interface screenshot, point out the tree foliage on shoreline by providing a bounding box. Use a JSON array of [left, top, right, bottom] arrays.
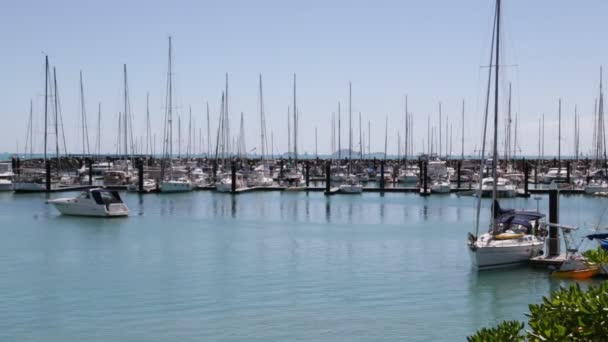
[[468, 282, 608, 341]]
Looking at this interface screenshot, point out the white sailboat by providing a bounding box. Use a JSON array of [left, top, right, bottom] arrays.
[[468, 0, 545, 270], [0, 162, 14, 191], [159, 37, 192, 193]]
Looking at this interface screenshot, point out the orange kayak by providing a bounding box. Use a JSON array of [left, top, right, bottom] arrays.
[[552, 266, 600, 279]]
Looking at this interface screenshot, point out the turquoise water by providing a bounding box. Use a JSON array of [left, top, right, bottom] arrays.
[[0, 191, 605, 341]]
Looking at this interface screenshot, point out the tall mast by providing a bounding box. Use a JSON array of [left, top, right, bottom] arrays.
[[79, 70, 89, 155], [404, 95, 408, 161], [359, 112, 362, 160], [461, 99, 465, 159], [53, 67, 60, 174], [293, 74, 298, 165], [97, 103, 101, 156], [368, 120, 371, 157], [207, 102, 210, 157], [259, 74, 265, 159], [558, 98, 561, 172], [348, 82, 352, 173], [491, 0, 501, 221], [338, 102, 341, 160], [439, 102, 442, 157], [44, 56, 49, 162], [287, 106, 291, 157], [123, 64, 128, 156], [506, 83, 512, 164], [188, 106, 192, 158], [146, 92, 150, 155]]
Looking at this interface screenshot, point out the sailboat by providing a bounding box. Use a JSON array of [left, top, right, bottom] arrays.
[[160, 37, 192, 193], [468, 0, 546, 270], [339, 82, 362, 194]]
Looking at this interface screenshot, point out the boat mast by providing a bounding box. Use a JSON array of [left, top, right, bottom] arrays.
[[404, 95, 408, 162], [461, 99, 465, 159], [53, 67, 60, 175], [80, 70, 90, 155], [338, 102, 341, 160], [491, 0, 501, 225], [359, 112, 362, 160], [474, 0, 498, 238], [259, 74, 266, 159], [44, 56, 49, 163], [146, 92, 150, 155], [558, 98, 561, 174], [348, 82, 352, 174], [293, 73, 298, 165], [206, 102, 210, 157], [384, 116, 388, 160]]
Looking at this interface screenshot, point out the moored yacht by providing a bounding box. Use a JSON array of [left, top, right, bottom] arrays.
[[468, 202, 546, 269], [339, 175, 363, 194], [47, 188, 129, 217], [0, 162, 14, 191]]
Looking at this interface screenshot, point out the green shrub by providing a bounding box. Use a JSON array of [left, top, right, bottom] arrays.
[[468, 282, 608, 341]]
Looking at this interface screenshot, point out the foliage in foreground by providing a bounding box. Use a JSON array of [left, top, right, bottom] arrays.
[[467, 282, 608, 341], [582, 246, 608, 265]]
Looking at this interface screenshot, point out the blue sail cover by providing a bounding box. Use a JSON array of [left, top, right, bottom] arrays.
[[495, 211, 545, 229], [586, 233, 608, 250]]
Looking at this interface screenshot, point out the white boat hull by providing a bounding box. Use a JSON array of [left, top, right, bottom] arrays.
[[49, 200, 129, 217], [160, 180, 193, 193], [13, 182, 48, 192], [0, 180, 12, 191], [469, 237, 544, 270]]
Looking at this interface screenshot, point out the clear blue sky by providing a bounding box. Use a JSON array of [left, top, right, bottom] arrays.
[[1, 0, 606, 156]]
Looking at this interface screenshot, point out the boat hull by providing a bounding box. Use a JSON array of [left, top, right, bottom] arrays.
[[49, 201, 129, 217], [469, 240, 544, 270], [160, 181, 192, 193], [552, 266, 599, 279]]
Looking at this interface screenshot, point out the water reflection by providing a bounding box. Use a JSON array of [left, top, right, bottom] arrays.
[[325, 197, 331, 223]]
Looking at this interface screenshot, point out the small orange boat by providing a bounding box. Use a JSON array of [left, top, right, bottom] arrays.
[[552, 259, 600, 280]]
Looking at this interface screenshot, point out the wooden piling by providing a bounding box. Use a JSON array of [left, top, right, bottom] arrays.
[[45, 160, 51, 191], [305, 161, 310, 188], [231, 160, 236, 194], [138, 159, 144, 193], [324, 161, 331, 195], [548, 190, 560, 257], [380, 160, 385, 191]]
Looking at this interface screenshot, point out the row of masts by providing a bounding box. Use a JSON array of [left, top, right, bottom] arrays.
[[21, 46, 608, 166]]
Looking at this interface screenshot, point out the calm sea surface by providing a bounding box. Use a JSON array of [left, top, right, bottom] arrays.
[[0, 191, 604, 341]]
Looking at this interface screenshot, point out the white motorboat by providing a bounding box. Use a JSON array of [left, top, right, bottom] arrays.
[[339, 175, 363, 194], [160, 177, 193, 193], [477, 177, 517, 198], [430, 179, 450, 194], [584, 180, 608, 194], [127, 178, 157, 192], [0, 162, 14, 191], [247, 170, 274, 187], [398, 168, 418, 184], [216, 173, 245, 192], [47, 188, 129, 217], [542, 167, 568, 184]]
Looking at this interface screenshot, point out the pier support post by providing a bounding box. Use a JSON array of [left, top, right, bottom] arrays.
[[305, 161, 310, 188], [548, 190, 560, 257], [457, 160, 462, 189], [231, 161, 236, 194], [523, 160, 529, 197], [279, 159, 284, 180], [212, 160, 217, 182], [16, 157, 20, 176], [138, 159, 144, 193], [380, 160, 385, 191], [325, 161, 331, 195], [45, 160, 51, 192], [88, 158, 93, 186], [566, 161, 571, 184], [421, 161, 429, 196], [11, 157, 16, 174]]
